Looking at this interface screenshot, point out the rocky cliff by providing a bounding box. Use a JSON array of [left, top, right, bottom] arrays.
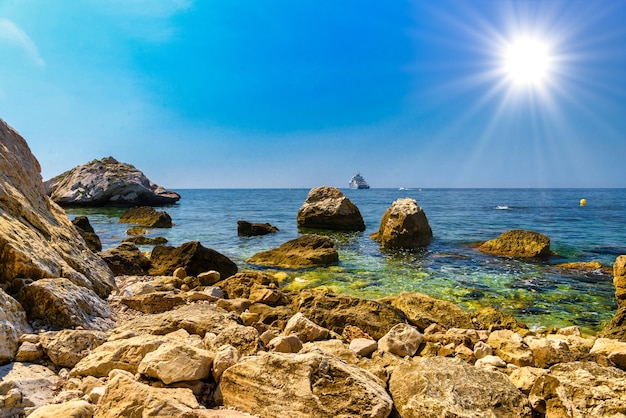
[[44, 156, 180, 206]]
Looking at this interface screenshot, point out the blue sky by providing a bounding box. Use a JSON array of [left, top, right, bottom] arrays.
[[1, 0, 625, 188]]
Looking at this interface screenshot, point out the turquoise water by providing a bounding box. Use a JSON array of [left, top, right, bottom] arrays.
[[66, 188, 626, 333]]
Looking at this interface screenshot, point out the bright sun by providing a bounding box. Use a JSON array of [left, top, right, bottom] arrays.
[[503, 37, 552, 87]]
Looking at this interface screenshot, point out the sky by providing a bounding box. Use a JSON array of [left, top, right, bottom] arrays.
[[0, 0, 625, 189]]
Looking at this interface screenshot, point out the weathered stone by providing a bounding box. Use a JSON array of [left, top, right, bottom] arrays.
[[29, 399, 95, 418], [296, 186, 365, 231], [0, 362, 60, 417], [0, 288, 32, 364], [599, 306, 626, 342], [370, 198, 432, 249], [385, 292, 473, 331], [14, 341, 43, 362], [478, 229, 551, 259], [524, 335, 574, 368], [94, 371, 199, 418], [590, 338, 626, 370], [529, 361, 626, 417], [293, 290, 406, 340], [45, 156, 180, 206], [0, 119, 115, 297], [341, 325, 373, 343], [248, 303, 295, 330], [471, 306, 529, 333], [98, 242, 151, 276], [221, 351, 392, 417], [72, 216, 102, 252], [18, 278, 115, 331], [283, 312, 330, 343], [215, 271, 289, 306], [114, 303, 241, 336], [126, 226, 148, 236], [212, 344, 240, 382], [247, 234, 339, 269], [198, 270, 221, 286], [149, 241, 238, 279], [475, 354, 507, 369], [205, 324, 262, 356], [71, 334, 171, 377], [350, 338, 378, 357], [237, 220, 279, 236], [267, 335, 303, 353], [390, 357, 532, 417], [487, 329, 535, 367], [138, 341, 214, 384], [120, 291, 186, 314], [509, 366, 548, 394], [378, 323, 423, 357], [614, 255, 626, 309], [121, 235, 168, 245], [473, 340, 493, 359], [40, 329, 108, 368], [119, 205, 173, 227]]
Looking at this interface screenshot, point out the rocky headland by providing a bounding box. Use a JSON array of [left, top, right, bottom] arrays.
[[2, 117, 626, 417]]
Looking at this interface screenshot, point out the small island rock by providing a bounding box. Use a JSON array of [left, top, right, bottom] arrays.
[[479, 230, 551, 259], [247, 234, 339, 268], [237, 220, 279, 236], [119, 206, 173, 228], [297, 186, 365, 231], [44, 156, 180, 206], [370, 198, 433, 249]]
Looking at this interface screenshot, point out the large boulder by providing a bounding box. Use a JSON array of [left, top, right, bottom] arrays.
[[292, 290, 406, 340], [296, 186, 366, 231], [0, 362, 61, 417], [529, 361, 626, 417], [44, 156, 180, 206], [138, 340, 214, 384], [40, 329, 108, 368], [370, 198, 432, 249], [98, 242, 151, 276], [17, 278, 115, 331], [220, 351, 392, 417], [149, 241, 238, 278], [0, 118, 115, 297], [118, 206, 173, 228], [384, 292, 473, 331], [478, 230, 551, 259], [389, 357, 532, 417], [215, 271, 289, 306], [247, 234, 339, 268], [0, 288, 32, 364]]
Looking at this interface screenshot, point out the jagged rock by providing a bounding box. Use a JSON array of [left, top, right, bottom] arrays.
[[40, 329, 108, 368], [296, 186, 366, 231], [0, 119, 115, 297], [487, 329, 535, 367], [378, 323, 423, 357], [212, 344, 240, 382], [95, 371, 200, 418], [390, 357, 532, 417], [267, 335, 303, 353], [205, 324, 262, 356], [283, 312, 330, 343], [138, 341, 214, 384], [247, 234, 339, 268], [590, 338, 626, 370], [599, 307, 626, 342], [28, 399, 95, 418], [44, 156, 180, 206], [0, 288, 32, 364], [350, 338, 378, 357], [509, 367, 549, 394], [119, 206, 173, 228], [215, 271, 289, 306], [72, 216, 102, 252], [524, 335, 574, 368], [292, 289, 406, 340], [18, 278, 115, 331], [384, 292, 473, 331], [99, 242, 151, 275], [15, 341, 43, 362], [614, 255, 626, 309], [479, 229, 551, 259], [237, 220, 279, 236], [529, 361, 626, 417], [370, 198, 432, 249], [220, 351, 392, 417], [149, 241, 238, 278], [0, 362, 61, 417], [471, 306, 529, 333]]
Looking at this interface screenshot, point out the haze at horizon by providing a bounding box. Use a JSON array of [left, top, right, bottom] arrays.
[[0, 1, 625, 189]]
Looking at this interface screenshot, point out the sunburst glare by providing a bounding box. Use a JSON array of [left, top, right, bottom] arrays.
[[502, 37, 552, 87]]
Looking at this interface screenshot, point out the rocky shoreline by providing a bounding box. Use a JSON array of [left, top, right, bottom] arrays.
[[2, 117, 626, 417]]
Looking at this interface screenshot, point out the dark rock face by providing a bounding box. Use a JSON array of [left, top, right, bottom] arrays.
[[44, 156, 180, 206], [292, 289, 406, 340], [72, 216, 102, 252], [296, 186, 365, 231], [370, 198, 432, 249], [122, 236, 168, 245], [215, 271, 290, 307], [479, 230, 551, 259], [99, 242, 151, 276], [237, 220, 279, 236], [149, 241, 238, 279], [119, 206, 173, 228], [247, 234, 339, 268]]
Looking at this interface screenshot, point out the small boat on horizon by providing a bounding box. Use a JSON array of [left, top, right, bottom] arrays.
[[349, 172, 370, 189]]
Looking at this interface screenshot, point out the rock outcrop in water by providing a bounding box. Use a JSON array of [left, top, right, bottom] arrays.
[[247, 234, 339, 268], [297, 186, 366, 231], [44, 156, 180, 206], [479, 229, 551, 259], [370, 198, 432, 249]]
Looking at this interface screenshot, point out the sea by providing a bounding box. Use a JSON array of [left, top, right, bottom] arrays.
[[65, 188, 626, 333]]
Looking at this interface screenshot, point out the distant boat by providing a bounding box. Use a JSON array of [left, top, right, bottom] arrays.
[[349, 172, 370, 189]]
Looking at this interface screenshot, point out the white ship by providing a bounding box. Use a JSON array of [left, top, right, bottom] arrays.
[[349, 172, 370, 189]]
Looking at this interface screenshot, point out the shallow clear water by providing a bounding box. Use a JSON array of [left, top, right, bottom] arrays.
[[66, 188, 626, 333]]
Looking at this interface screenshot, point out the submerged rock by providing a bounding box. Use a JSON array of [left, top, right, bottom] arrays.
[[479, 229, 551, 259], [370, 198, 432, 249], [119, 206, 173, 228], [247, 234, 339, 268], [237, 220, 279, 236], [384, 292, 473, 331], [296, 186, 366, 231], [44, 156, 180, 206]]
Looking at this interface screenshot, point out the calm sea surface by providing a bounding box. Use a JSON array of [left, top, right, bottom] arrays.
[[66, 188, 626, 333]]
